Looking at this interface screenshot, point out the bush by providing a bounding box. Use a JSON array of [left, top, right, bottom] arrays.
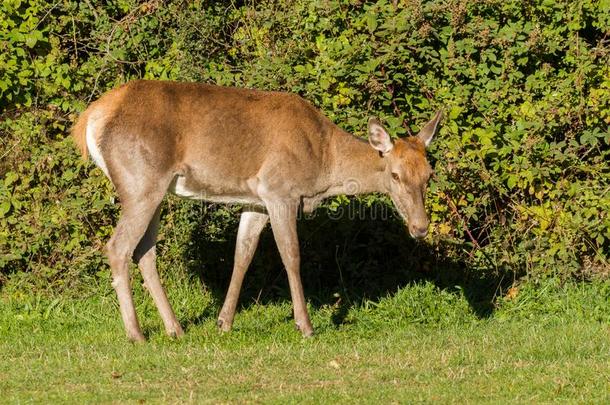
[[1, 0, 609, 295]]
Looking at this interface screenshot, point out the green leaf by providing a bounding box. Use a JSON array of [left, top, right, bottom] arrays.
[[366, 13, 377, 33], [0, 201, 11, 218], [507, 175, 518, 190], [3, 172, 18, 187]]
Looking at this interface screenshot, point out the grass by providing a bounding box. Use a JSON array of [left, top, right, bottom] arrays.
[[1, 276, 609, 403]]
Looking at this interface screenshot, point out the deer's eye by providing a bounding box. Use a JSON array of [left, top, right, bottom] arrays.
[[391, 172, 400, 181]]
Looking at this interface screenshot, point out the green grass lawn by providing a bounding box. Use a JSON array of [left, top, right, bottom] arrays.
[[1, 278, 609, 403]]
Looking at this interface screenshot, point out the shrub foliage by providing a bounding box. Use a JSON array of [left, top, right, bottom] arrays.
[[1, 0, 609, 292]]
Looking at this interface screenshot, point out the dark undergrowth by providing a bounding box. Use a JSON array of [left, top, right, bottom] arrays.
[[186, 200, 518, 325]]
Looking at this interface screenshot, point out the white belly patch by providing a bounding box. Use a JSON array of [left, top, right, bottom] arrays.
[[169, 176, 262, 205], [86, 114, 110, 177], [171, 176, 201, 199]]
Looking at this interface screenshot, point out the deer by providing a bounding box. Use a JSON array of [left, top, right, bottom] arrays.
[[72, 80, 442, 342]]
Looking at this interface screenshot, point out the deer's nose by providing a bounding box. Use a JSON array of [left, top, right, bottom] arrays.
[[409, 225, 429, 239]]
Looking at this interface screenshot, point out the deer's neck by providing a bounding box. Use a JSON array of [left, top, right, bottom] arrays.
[[326, 129, 388, 196]]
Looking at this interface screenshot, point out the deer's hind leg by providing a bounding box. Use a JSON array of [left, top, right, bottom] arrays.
[[133, 206, 184, 338], [105, 176, 173, 342]]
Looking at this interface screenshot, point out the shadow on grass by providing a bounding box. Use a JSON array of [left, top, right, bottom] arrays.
[[183, 200, 517, 326]]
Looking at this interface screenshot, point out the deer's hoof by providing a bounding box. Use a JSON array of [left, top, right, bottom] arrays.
[[295, 322, 314, 338], [128, 332, 146, 343], [217, 318, 232, 333], [167, 324, 185, 338]]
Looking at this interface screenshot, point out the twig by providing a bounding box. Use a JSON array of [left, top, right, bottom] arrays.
[[442, 193, 481, 249], [388, 83, 414, 136], [104, 1, 160, 66], [71, 16, 78, 60], [35, 1, 62, 30], [0, 139, 21, 161], [87, 63, 106, 103], [381, 64, 414, 136], [82, 0, 99, 19]]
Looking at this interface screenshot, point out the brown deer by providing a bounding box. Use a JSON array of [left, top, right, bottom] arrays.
[[72, 80, 441, 341]]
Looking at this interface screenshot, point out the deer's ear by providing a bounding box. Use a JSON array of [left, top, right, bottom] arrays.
[[368, 117, 394, 155], [417, 110, 443, 148]]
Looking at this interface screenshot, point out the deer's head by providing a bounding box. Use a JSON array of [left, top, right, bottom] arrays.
[[368, 111, 442, 239]]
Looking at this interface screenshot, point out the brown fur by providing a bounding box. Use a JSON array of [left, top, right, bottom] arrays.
[[74, 80, 441, 341], [71, 108, 90, 160], [72, 83, 132, 162], [90, 81, 336, 201]]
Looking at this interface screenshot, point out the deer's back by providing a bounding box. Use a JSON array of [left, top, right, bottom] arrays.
[[90, 80, 335, 201]]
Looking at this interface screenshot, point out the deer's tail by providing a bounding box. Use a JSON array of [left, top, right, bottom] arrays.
[[71, 108, 91, 161]]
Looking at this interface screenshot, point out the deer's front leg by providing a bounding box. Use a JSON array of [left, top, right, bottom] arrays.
[[265, 200, 314, 337], [217, 209, 269, 332]]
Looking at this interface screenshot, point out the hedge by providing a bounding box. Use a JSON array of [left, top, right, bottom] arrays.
[[1, 0, 608, 294]]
